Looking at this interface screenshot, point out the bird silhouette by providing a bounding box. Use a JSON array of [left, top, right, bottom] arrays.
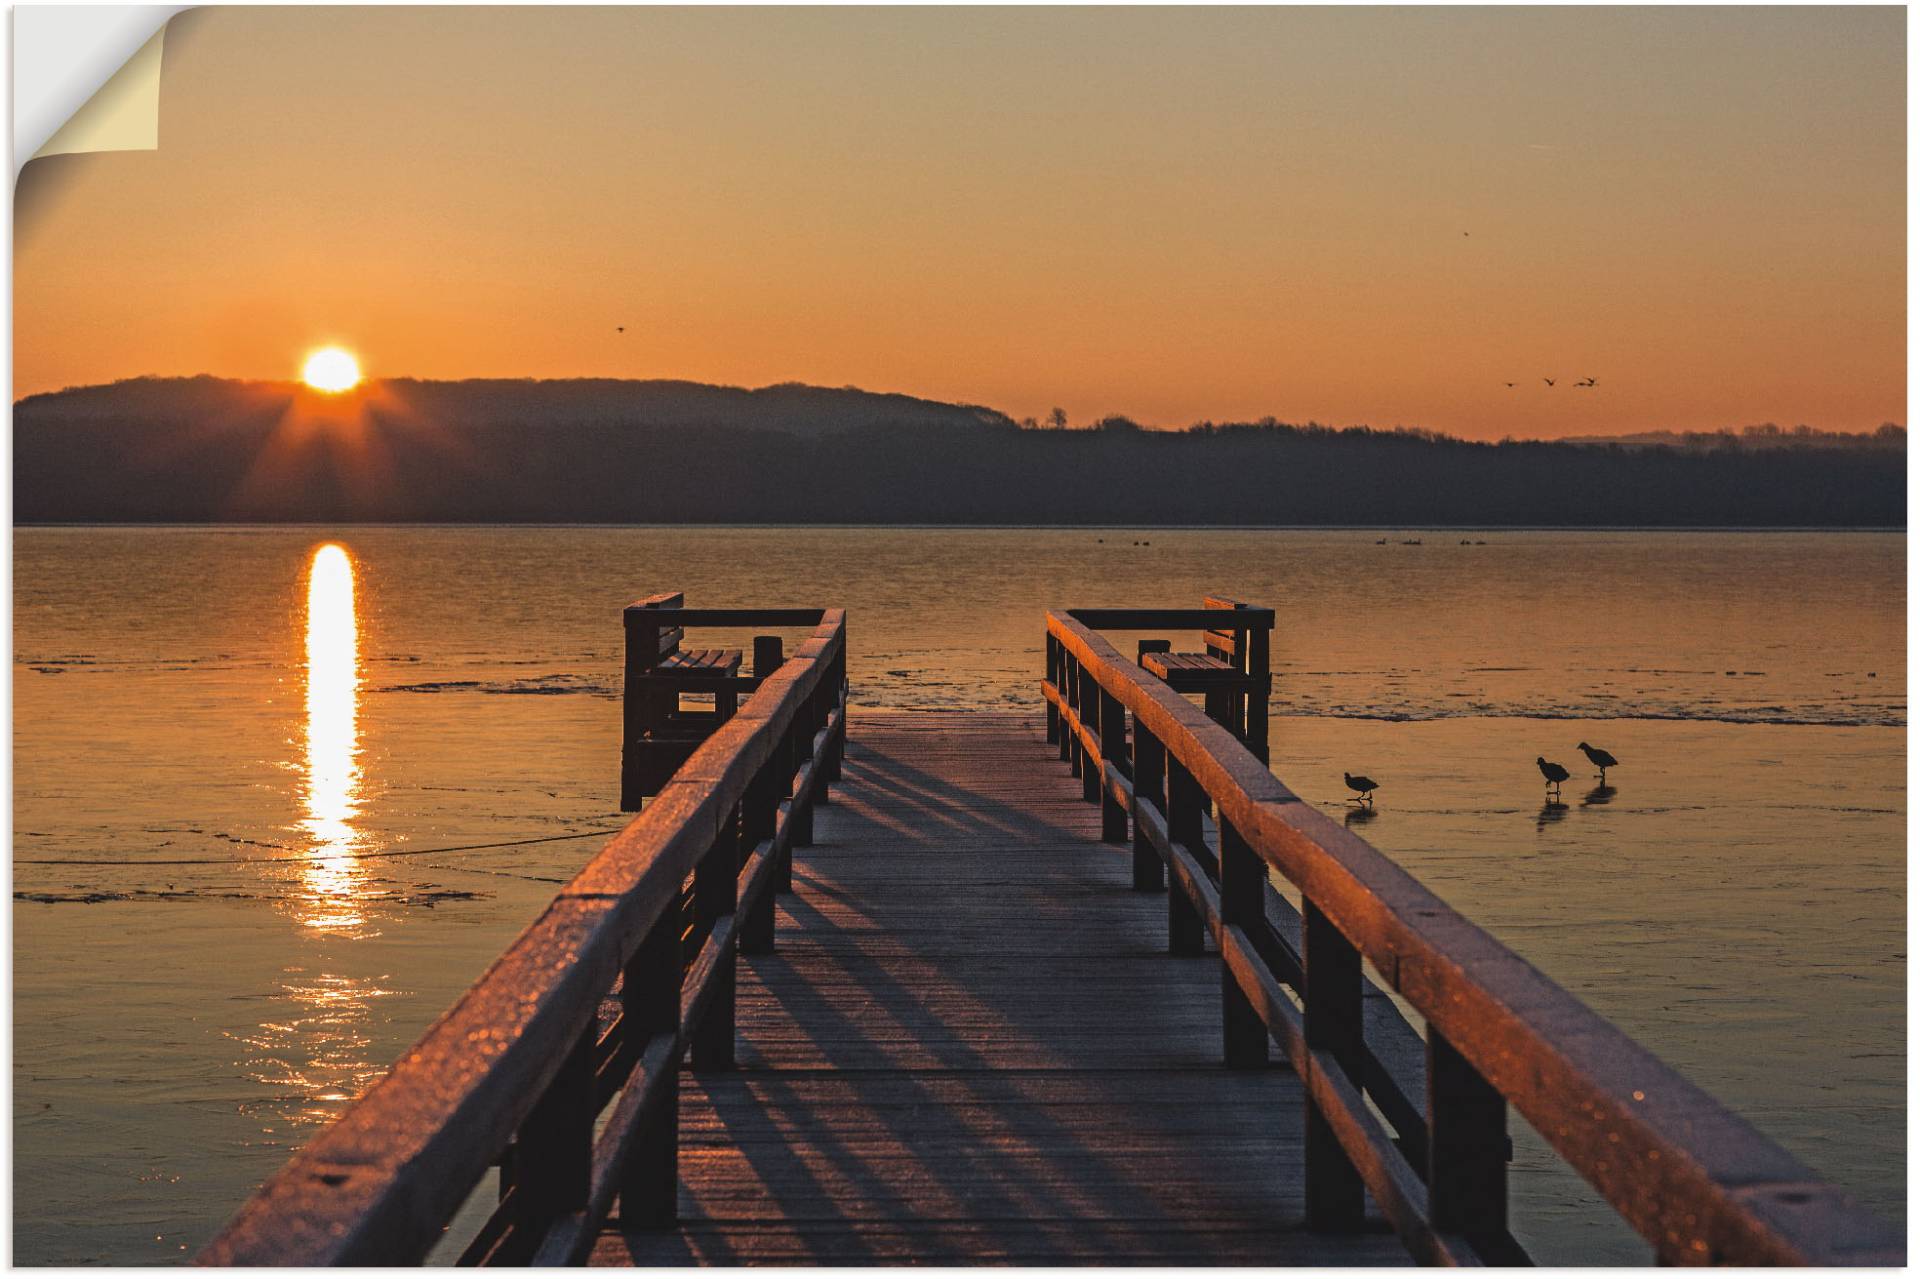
[[1537, 756, 1570, 795], [615, 325, 626, 333], [1575, 377, 1596, 388], [1543, 378, 1556, 387], [1344, 772, 1378, 806], [1504, 381, 1517, 388], [1576, 741, 1618, 780]]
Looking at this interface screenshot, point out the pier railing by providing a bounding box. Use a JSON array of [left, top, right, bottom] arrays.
[[197, 605, 848, 1266], [1044, 603, 1900, 1266]]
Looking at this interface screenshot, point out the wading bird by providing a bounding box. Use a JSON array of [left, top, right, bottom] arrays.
[[1344, 772, 1378, 806], [1537, 756, 1570, 795], [1577, 741, 1618, 780]]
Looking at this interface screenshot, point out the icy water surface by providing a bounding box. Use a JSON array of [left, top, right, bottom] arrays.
[[12, 527, 1905, 1263]]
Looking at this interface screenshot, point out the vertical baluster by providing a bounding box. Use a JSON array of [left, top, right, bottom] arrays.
[[1219, 820, 1269, 1067], [1303, 899, 1365, 1229], [1165, 758, 1206, 954], [1081, 678, 1103, 805], [691, 819, 736, 1071], [620, 608, 652, 811], [740, 758, 779, 954], [1427, 1027, 1508, 1240], [787, 703, 814, 855], [1098, 689, 1127, 842], [1131, 721, 1166, 891], [620, 910, 682, 1227], [1045, 633, 1061, 746], [517, 1019, 596, 1228], [1245, 619, 1271, 765]]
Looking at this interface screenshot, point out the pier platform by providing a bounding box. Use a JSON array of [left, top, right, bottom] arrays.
[[593, 710, 1405, 1265]]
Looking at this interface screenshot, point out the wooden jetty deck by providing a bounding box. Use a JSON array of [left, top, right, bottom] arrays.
[[594, 709, 1406, 1265], [199, 599, 1902, 1268]]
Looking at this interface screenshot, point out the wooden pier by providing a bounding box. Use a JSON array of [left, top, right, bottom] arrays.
[[198, 599, 1901, 1268]]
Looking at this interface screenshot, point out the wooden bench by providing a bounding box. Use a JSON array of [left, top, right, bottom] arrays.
[[1124, 597, 1272, 762], [621, 594, 746, 805]]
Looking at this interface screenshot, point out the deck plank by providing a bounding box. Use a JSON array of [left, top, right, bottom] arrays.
[[593, 709, 1411, 1266]]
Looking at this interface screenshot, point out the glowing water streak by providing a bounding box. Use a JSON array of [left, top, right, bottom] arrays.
[[299, 543, 365, 930]]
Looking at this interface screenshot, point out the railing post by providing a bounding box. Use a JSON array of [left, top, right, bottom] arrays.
[[620, 609, 651, 811], [1245, 618, 1271, 765], [1098, 689, 1127, 843], [1303, 899, 1366, 1230], [1165, 758, 1206, 955], [1427, 1027, 1508, 1241], [740, 760, 780, 955], [1131, 722, 1166, 891], [1045, 633, 1061, 746], [1081, 678, 1103, 805], [619, 910, 682, 1228], [786, 704, 814, 856], [515, 1019, 596, 1227], [1219, 820, 1269, 1068], [691, 821, 736, 1072], [1065, 655, 1083, 774]]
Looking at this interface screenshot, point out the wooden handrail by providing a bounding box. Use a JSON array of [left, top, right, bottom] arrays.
[[197, 607, 849, 1267], [1044, 606, 1900, 1266]]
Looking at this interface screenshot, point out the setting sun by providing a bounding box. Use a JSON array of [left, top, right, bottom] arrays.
[[301, 347, 361, 393]]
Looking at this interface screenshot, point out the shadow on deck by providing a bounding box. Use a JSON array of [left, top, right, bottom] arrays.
[[594, 710, 1408, 1265]]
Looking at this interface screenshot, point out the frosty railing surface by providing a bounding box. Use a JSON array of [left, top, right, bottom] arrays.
[[198, 605, 847, 1266], [1044, 602, 1899, 1266]]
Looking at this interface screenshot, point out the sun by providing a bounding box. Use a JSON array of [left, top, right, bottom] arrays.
[[301, 347, 362, 393]]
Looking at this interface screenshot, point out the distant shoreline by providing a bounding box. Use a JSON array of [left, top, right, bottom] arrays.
[[13, 522, 1907, 533]]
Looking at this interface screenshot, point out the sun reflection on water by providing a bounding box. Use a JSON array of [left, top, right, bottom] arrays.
[[299, 543, 367, 932]]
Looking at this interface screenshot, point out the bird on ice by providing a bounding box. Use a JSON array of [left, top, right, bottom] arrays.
[[1537, 756, 1570, 795], [1343, 772, 1379, 806], [1577, 741, 1618, 780]]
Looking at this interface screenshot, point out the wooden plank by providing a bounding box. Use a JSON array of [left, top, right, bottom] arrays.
[[595, 710, 1410, 1268]]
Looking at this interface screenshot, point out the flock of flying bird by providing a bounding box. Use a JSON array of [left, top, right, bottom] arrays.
[[1343, 741, 1618, 809], [1505, 377, 1598, 389]]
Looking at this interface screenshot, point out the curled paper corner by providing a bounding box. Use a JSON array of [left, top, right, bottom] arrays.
[[34, 25, 167, 161], [16, 6, 190, 172]]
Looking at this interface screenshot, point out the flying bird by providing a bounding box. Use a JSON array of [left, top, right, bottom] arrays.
[[1344, 772, 1378, 806], [1504, 382, 1517, 388], [615, 325, 626, 333], [1537, 756, 1570, 795], [1543, 378, 1556, 387], [1577, 741, 1618, 779], [1575, 377, 1596, 388]]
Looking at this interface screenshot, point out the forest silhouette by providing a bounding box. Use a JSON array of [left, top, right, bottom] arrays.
[[13, 377, 1904, 526]]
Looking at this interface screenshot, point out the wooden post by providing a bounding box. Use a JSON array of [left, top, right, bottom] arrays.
[[740, 761, 779, 955], [1099, 689, 1127, 843], [1065, 656, 1083, 774], [1245, 620, 1271, 766], [1219, 820, 1269, 1068], [1045, 634, 1060, 746], [620, 911, 682, 1228], [1303, 899, 1365, 1230], [786, 706, 814, 857], [691, 821, 736, 1072], [1081, 677, 1103, 806], [620, 609, 654, 811], [1166, 758, 1206, 955], [1131, 723, 1166, 891], [516, 1019, 595, 1225], [1427, 1027, 1508, 1239]]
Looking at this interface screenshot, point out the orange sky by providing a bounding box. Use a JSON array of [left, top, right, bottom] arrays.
[[14, 6, 1906, 438]]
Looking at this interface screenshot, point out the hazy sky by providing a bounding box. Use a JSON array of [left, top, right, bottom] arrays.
[[14, 6, 1906, 437]]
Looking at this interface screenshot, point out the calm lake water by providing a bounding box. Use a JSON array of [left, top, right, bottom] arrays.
[[12, 527, 1906, 1264]]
